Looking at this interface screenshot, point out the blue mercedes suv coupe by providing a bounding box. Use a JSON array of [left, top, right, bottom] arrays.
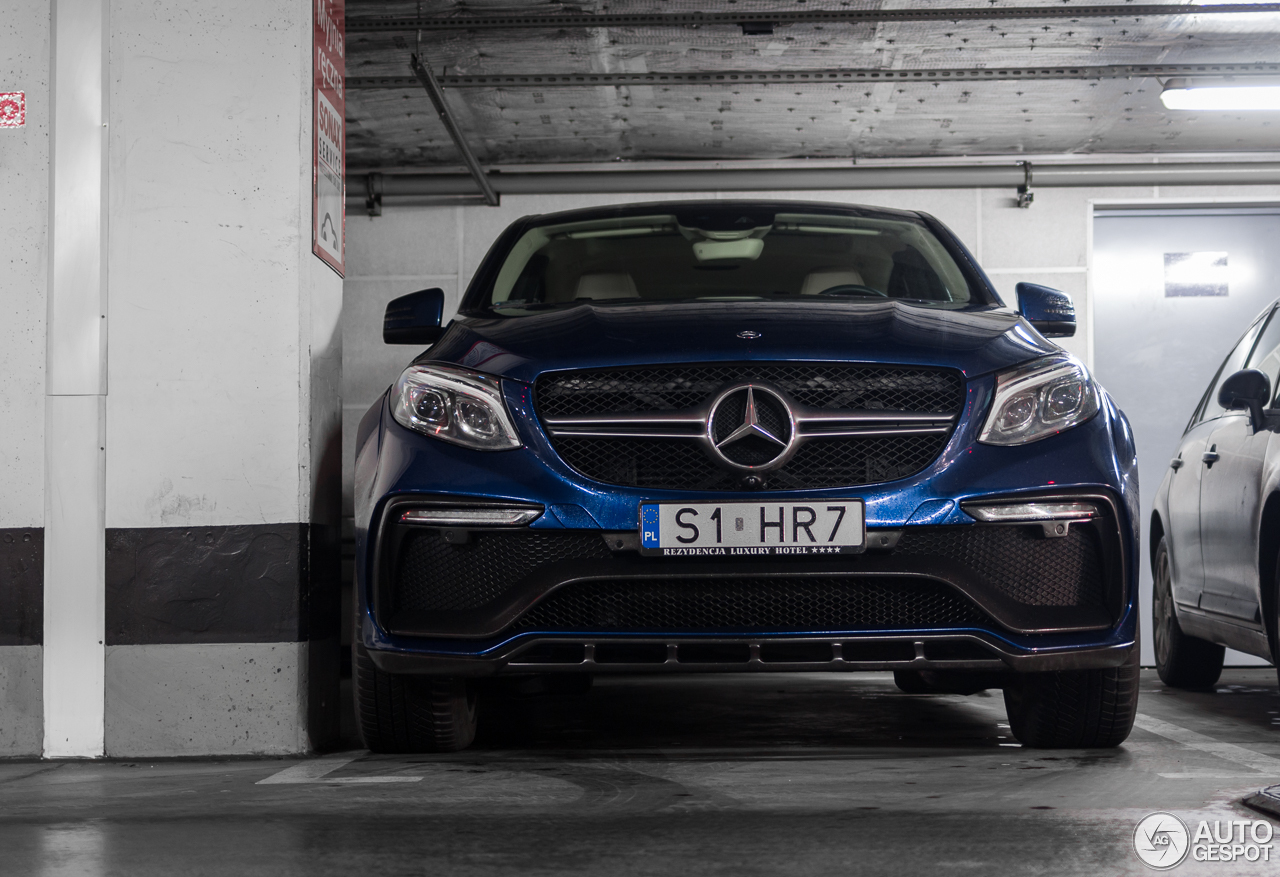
[[353, 201, 1140, 752]]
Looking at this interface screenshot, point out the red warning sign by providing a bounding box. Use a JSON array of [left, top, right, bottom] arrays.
[[313, 0, 344, 276], [0, 93, 25, 128]]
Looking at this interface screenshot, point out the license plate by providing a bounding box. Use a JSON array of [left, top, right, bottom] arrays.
[[639, 500, 865, 557]]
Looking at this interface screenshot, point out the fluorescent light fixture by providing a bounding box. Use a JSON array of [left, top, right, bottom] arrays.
[[400, 507, 543, 526], [1161, 78, 1280, 111], [1164, 251, 1229, 297]]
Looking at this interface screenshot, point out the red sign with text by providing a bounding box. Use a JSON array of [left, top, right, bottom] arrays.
[[313, 0, 344, 276], [0, 93, 25, 128]]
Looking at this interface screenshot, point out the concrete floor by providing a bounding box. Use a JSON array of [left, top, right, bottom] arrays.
[[3, 669, 1279, 876]]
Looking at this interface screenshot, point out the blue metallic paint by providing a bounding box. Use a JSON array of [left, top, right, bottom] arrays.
[[354, 203, 1138, 670], [355, 371, 1140, 665], [422, 300, 1055, 384]]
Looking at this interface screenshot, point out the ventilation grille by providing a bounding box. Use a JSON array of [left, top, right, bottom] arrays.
[[895, 524, 1106, 609], [393, 530, 610, 612]]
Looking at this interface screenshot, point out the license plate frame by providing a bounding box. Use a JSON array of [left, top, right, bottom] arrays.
[[638, 500, 866, 557]]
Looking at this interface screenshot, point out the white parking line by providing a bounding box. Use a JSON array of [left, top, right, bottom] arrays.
[[1133, 713, 1280, 779], [256, 752, 424, 785]]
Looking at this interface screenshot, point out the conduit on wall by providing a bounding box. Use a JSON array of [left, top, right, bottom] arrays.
[[346, 161, 1280, 206]]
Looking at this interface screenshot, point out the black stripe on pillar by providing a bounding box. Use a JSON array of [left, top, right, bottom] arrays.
[[0, 528, 43, 646], [105, 523, 339, 646]]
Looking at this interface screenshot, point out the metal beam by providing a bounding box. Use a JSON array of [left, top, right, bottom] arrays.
[[346, 162, 1280, 202], [348, 4, 1280, 33], [408, 53, 499, 206], [351, 62, 1280, 91]]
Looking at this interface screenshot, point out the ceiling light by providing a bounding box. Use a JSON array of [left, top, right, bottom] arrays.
[[1161, 78, 1280, 111]]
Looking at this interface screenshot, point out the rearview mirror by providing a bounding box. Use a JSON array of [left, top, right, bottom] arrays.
[[1015, 282, 1076, 338], [384, 288, 445, 345], [1218, 368, 1271, 431]]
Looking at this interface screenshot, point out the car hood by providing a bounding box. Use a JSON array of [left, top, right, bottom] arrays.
[[421, 300, 1057, 383]]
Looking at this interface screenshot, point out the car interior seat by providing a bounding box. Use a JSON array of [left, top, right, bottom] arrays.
[[575, 272, 640, 300], [799, 268, 867, 296]]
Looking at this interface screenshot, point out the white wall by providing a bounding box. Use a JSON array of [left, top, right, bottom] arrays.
[[0, 1, 49, 529], [105, 0, 342, 531]]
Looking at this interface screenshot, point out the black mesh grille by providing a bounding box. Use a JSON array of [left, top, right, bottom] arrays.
[[551, 435, 952, 491], [515, 577, 987, 632], [537, 364, 964, 417], [387, 524, 1109, 630], [536, 364, 963, 491], [895, 525, 1106, 609], [393, 530, 610, 612]]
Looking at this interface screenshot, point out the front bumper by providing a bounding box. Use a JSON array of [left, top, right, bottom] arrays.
[[363, 490, 1134, 675]]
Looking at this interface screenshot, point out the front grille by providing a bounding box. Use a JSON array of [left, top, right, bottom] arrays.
[[552, 434, 951, 491], [536, 363, 963, 491], [392, 530, 610, 612], [537, 364, 964, 417], [896, 525, 1106, 609], [515, 577, 987, 632]]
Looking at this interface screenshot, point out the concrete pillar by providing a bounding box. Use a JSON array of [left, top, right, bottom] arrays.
[[43, 0, 109, 759], [0, 0, 50, 759], [98, 0, 343, 756], [1, 0, 343, 757]]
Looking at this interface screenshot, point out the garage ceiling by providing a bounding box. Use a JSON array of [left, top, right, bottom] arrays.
[[344, 1, 1280, 171]]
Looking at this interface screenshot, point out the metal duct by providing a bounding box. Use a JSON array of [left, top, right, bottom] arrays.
[[347, 4, 1280, 32], [346, 162, 1280, 204]]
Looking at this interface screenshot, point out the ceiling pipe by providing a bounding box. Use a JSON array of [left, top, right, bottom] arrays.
[[346, 162, 1280, 204], [347, 4, 1280, 33], [349, 63, 1280, 91], [409, 53, 500, 206]]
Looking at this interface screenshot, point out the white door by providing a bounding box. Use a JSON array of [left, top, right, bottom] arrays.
[[1093, 206, 1280, 666]]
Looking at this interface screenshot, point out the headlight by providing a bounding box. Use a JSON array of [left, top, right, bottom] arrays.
[[979, 354, 1100, 446], [391, 364, 521, 451]]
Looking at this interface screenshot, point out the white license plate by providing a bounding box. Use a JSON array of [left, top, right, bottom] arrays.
[[639, 500, 865, 557]]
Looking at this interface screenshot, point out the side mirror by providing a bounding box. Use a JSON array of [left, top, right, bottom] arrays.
[[1016, 282, 1076, 338], [1218, 368, 1271, 431], [383, 288, 445, 345]]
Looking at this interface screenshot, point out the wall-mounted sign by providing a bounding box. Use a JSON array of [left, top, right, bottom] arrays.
[[0, 93, 25, 128], [313, 0, 344, 276]]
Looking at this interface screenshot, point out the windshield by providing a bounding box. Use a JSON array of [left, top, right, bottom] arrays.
[[471, 208, 980, 315]]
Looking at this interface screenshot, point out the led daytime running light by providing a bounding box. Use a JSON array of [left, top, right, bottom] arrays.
[[963, 501, 1099, 523], [400, 507, 542, 526]]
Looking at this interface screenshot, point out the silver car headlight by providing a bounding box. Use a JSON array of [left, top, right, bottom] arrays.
[[979, 354, 1100, 446], [391, 364, 521, 451]]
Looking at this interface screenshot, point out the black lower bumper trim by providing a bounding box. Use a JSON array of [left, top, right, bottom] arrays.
[[367, 633, 1135, 677]]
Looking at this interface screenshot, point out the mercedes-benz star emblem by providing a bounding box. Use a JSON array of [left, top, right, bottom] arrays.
[[706, 384, 797, 471], [737, 330, 761, 339]]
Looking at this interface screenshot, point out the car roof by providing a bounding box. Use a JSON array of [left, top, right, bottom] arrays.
[[516, 199, 928, 228]]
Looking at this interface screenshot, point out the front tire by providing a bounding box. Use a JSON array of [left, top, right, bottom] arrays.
[[354, 644, 478, 753], [1003, 644, 1139, 748], [1152, 536, 1224, 690]]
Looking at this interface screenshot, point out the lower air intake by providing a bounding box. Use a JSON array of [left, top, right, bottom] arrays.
[[513, 576, 987, 632]]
